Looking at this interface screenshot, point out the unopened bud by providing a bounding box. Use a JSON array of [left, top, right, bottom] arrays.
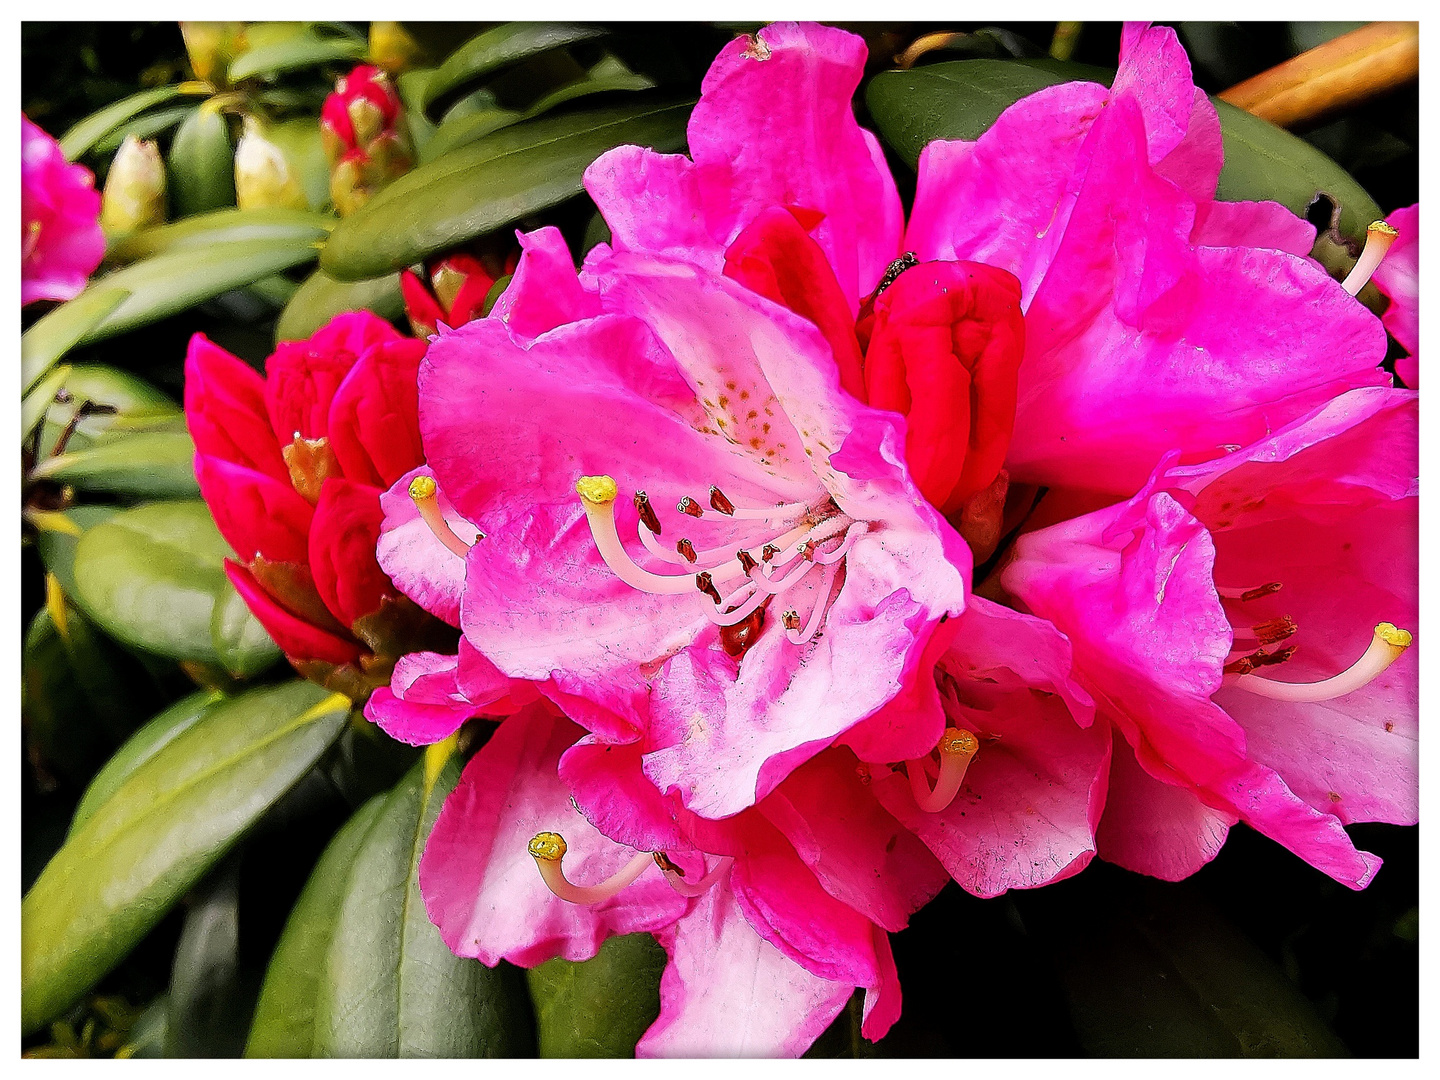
[[180, 21, 245, 86], [235, 116, 307, 211], [101, 135, 167, 232], [369, 21, 429, 75]]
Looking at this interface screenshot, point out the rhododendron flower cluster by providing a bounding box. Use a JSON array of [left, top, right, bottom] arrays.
[[321, 63, 415, 216], [21, 114, 105, 306]]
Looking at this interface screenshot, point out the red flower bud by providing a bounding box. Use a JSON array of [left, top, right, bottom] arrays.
[[321, 64, 413, 216], [400, 252, 513, 337]]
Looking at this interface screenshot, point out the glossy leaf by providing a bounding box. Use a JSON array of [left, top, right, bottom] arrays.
[[30, 431, 198, 499], [166, 856, 251, 1057], [321, 98, 692, 280], [421, 22, 607, 120], [276, 268, 405, 343], [70, 500, 279, 675], [32, 363, 179, 460], [169, 101, 237, 217], [311, 750, 535, 1057], [92, 104, 195, 156], [59, 84, 201, 160], [21, 681, 351, 1035], [70, 690, 225, 836], [33, 505, 117, 601], [527, 932, 666, 1057], [107, 208, 333, 264], [20, 287, 129, 394], [227, 28, 366, 83], [245, 795, 385, 1057]]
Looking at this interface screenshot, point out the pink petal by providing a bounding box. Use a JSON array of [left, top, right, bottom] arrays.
[[267, 310, 404, 443], [637, 881, 852, 1058], [375, 465, 480, 627], [1191, 199, 1317, 256], [558, 735, 689, 855], [22, 114, 104, 306], [860, 927, 901, 1042], [489, 226, 601, 341], [418, 706, 687, 967], [326, 337, 426, 489], [364, 651, 483, 746], [1373, 202, 1418, 358], [308, 477, 389, 627], [584, 146, 724, 273]]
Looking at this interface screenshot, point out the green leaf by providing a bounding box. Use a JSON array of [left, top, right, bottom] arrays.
[[60, 85, 202, 161], [106, 207, 333, 264], [865, 58, 1381, 245], [30, 431, 198, 499], [527, 931, 666, 1057], [20, 287, 130, 394], [92, 104, 195, 156], [76, 238, 324, 344], [422, 23, 607, 120], [70, 689, 225, 837], [33, 505, 118, 600], [21, 364, 72, 442], [169, 100, 236, 217], [421, 102, 523, 164], [227, 28, 366, 82], [21, 681, 351, 1035], [22, 607, 116, 788], [276, 268, 406, 343], [32, 363, 179, 460], [166, 855, 252, 1057], [311, 750, 535, 1057], [70, 501, 279, 675], [245, 795, 385, 1057], [321, 98, 692, 280]]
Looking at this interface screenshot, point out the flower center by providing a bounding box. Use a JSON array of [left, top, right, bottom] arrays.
[[577, 474, 865, 648], [22, 219, 43, 264], [528, 831, 733, 904]]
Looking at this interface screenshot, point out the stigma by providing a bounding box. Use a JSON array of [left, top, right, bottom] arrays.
[[409, 474, 479, 558], [906, 727, 980, 813], [528, 832, 732, 904], [1341, 220, 1400, 296], [1233, 622, 1412, 702]]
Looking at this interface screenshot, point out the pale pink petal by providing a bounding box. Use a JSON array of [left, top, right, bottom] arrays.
[[375, 465, 480, 627], [1191, 199, 1317, 255]]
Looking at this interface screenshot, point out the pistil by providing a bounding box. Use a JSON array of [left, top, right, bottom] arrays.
[[528, 832, 654, 904], [409, 474, 479, 557], [1341, 220, 1400, 296], [1234, 622, 1412, 702], [906, 727, 980, 812]]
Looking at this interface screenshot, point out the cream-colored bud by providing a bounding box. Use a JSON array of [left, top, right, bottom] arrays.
[[234, 116, 308, 211], [180, 21, 246, 86], [101, 135, 167, 232]]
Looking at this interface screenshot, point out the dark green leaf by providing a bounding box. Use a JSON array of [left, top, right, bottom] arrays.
[[107, 208, 333, 264], [70, 500, 279, 675], [21, 681, 351, 1035], [245, 794, 386, 1057], [60, 85, 201, 160], [70, 689, 225, 836], [30, 431, 198, 499], [422, 23, 607, 120], [421, 103, 523, 164], [92, 104, 195, 156], [312, 751, 535, 1057], [322, 98, 692, 280], [227, 28, 366, 82], [23, 607, 116, 788], [32, 505, 118, 600], [276, 268, 406, 343], [20, 287, 129, 394], [169, 101, 236, 217], [166, 855, 253, 1057], [527, 931, 666, 1057]]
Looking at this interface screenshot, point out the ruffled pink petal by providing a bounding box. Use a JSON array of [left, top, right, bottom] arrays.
[[183, 334, 289, 481], [326, 337, 426, 489], [637, 881, 852, 1058], [364, 651, 482, 745], [558, 735, 689, 855], [375, 465, 480, 627], [1191, 199, 1317, 256], [1095, 731, 1236, 880], [759, 747, 948, 931], [1373, 202, 1418, 359], [267, 310, 404, 443], [224, 560, 361, 665], [584, 147, 724, 273], [418, 706, 687, 968], [21, 114, 104, 306], [195, 454, 313, 564], [489, 225, 601, 341]]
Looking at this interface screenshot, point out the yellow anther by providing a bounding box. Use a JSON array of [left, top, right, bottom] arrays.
[[528, 831, 567, 862], [409, 474, 437, 500], [1376, 622, 1413, 649], [938, 727, 979, 757], [576, 474, 618, 506], [1369, 220, 1400, 238]]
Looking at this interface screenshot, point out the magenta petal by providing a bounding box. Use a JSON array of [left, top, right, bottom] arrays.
[[224, 560, 361, 665], [326, 337, 426, 489], [859, 927, 901, 1042], [1191, 199, 1316, 256], [558, 735, 688, 854], [184, 335, 290, 481], [364, 651, 478, 746], [637, 881, 852, 1058], [417, 706, 686, 967], [195, 454, 313, 564], [308, 477, 389, 627], [22, 114, 104, 306], [375, 466, 480, 627], [267, 311, 404, 442], [490, 226, 602, 340], [1373, 202, 1418, 359]]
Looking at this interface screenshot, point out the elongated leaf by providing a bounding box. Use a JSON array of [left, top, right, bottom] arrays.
[[32, 363, 179, 460], [527, 931, 667, 1057], [30, 431, 198, 499], [245, 795, 386, 1057], [70, 690, 225, 836], [70, 500, 279, 675], [33, 505, 117, 600], [60, 85, 202, 160], [107, 207, 333, 263], [77, 238, 323, 344], [169, 101, 236, 216], [166, 855, 252, 1058], [21, 364, 72, 442], [312, 751, 535, 1057], [422, 23, 606, 119], [92, 104, 195, 156], [322, 98, 692, 280], [21, 682, 351, 1035], [276, 268, 405, 343], [228, 30, 366, 82], [20, 287, 129, 393]]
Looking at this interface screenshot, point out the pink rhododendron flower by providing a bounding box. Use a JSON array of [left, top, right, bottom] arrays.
[[186, 311, 456, 696], [1003, 387, 1417, 887], [1370, 204, 1418, 388], [21, 114, 104, 306]]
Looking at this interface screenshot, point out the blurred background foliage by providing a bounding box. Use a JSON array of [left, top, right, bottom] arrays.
[[20, 21, 1416, 1058]]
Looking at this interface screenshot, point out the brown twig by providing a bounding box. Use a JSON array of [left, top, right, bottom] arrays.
[[1218, 22, 1419, 129]]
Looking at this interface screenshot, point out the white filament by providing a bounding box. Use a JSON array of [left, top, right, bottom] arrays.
[[1235, 626, 1410, 703], [536, 851, 654, 905]]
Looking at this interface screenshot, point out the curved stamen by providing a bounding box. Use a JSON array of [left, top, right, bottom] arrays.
[[1231, 615, 1298, 646], [812, 521, 867, 565], [906, 728, 980, 813], [706, 582, 768, 626], [681, 495, 819, 522], [761, 517, 853, 579], [1235, 622, 1412, 702], [580, 476, 709, 594], [660, 854, 735, 898], [1217, 581, 1282, 602], [528, 832, 654, 905], [409, 474, 479, 558], [785, 566, 837, 645], [1341, 220, 1400, 296]]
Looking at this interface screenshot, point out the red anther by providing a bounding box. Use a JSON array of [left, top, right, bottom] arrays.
[[676, 538, 698, 564], [709, 485, 736, 515], [634, 490, 662, 534], [677, 496, 704, 518]]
